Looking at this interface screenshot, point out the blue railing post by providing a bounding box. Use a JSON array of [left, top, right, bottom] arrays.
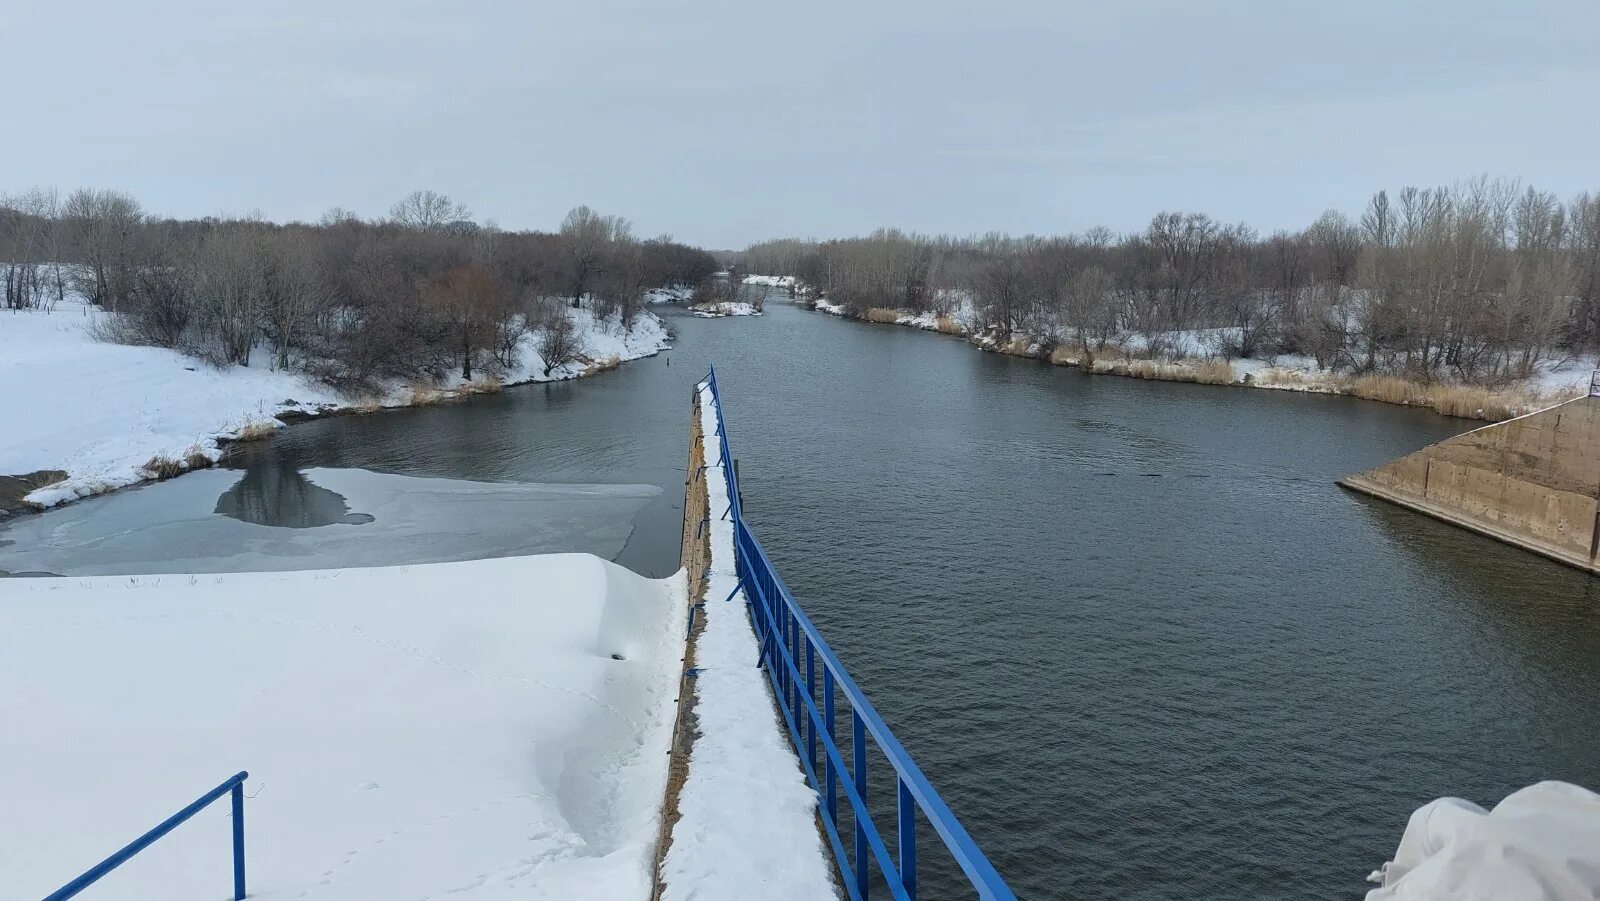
[[899, 779, 917, 901], [853, 710, 869, 899], [232, 780, 247, 899], [46, 771, 250, 901]]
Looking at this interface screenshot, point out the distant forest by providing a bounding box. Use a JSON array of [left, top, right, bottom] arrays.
[[744, 178, 1600, 384], [0, 189, 718, 387]]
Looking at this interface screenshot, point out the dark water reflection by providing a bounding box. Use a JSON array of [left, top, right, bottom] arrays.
[[10, 299, 1599, 898], [213, 466, 375, 527]]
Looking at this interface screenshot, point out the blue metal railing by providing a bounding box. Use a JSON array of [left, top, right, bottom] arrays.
[[47, 771, 249, 901], [701, 367, 1015, 901]]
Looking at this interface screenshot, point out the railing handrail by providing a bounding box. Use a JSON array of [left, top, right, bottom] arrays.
[[47, 770, 249, 901], [702, 366, 1015, 900]]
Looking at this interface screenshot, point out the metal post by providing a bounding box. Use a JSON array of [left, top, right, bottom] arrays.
[[853, 710, 869, 899], [899, 778, 916, 900], [231, 782, 246, 899], [806, 641, 817, 771], [825, 670, 838, 825]]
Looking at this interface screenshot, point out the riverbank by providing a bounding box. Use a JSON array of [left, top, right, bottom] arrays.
[[807, 298, 1590, 422], [0, 302, 670, 513], [0, 552, 687, 899]]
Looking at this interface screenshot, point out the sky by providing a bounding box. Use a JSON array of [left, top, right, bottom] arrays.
[[2, 0, 1596, 248]]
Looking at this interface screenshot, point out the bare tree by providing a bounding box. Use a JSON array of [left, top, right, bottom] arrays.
[[559, 206, 628, 308], [390, 190, 472, 232], [535, 300, 581, 376]]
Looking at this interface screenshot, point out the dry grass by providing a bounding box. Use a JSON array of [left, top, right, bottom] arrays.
[[234, 420, 279, 442], [182, 447, 214, 470], [354, 397, 384, 414], [447, 376, 505, 399], [934, 316, 964, 335], [1049, 345, 1081, 366], [588, 355, 623, 373], [1247, 368, 1577, 421], [405, 382, 444, 406], [1091, 357, 1237, 385], [999, 337, 1037, 358], [141, 455, 186, 481], [1259, 367, 1308, 386], [1191, 360, 1237, 385], [865, 307, 903, 324]]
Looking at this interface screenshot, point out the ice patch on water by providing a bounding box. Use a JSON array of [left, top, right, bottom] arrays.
[[0, 467, 659, 576]]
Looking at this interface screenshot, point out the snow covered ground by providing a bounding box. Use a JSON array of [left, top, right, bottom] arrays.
[[645, 286, 694, 304], [0, 302, 669, 510], [806, 294, 1594, 414], [0, 553, 686, 900], [742, 275, 798, 290], [688, 301, 762, 318], [657, 382, 835, 901]]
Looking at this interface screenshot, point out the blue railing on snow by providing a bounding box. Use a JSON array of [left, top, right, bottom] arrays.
[[702, 367, 1016, 901], [46, 770, 249, 901]]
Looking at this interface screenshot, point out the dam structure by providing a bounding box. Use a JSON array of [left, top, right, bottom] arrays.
[[659, 368, 1017, 900], [1341, 373, 1600, 575]]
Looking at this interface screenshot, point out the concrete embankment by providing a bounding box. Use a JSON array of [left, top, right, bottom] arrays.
[[1340, 394, 1600, 574]]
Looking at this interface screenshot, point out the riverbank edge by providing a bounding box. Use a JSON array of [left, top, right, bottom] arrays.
[[2, 326, 671, 519], [804, 300, 1585, 423]]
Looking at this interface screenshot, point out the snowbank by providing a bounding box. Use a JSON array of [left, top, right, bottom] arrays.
[[657, 383, 835, 900], [0, 302, 669, 510], [0, 553, 686, 900], [646, 286, 694, 304], [741, 275, 797, 289], [1365, 781, 1600, 900], [688, 302, 762, 318]]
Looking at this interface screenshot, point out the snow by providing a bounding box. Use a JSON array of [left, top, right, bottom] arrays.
[[0, 553, 687, 900], [1365, 781, 1600, 900], [688, 302, 762, 318], [0, 301, 669, 510], [645, 286, 694, 304], [741, 275, 797, 289], [0, 303, 343, 507], [657, 382, 835, 901]]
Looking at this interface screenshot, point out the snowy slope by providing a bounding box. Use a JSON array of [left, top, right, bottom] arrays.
[[0, 553, 686, 900], [658, 382, 836, 901], [0, 303, 669, 509]]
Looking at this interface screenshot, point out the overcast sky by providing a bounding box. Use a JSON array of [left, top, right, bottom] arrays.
[[4, 0, 1596, 248]]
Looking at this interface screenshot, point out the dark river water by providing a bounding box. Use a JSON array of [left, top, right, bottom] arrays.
[[8, 298, 1600, 898]]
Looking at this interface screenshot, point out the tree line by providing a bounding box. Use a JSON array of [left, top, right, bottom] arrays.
[[0, 189, 718, 388], [746, 177, 1600, 384]]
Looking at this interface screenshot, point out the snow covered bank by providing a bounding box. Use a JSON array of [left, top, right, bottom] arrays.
[[646, 286, 694, 304], [742, 275, 798, 290], [1366, 782, 1600, 900], [807, 299, 1591, 421], [657, 383, 835, 901], [0, 302, 669, 510], [0, 553, 686, 900], [688, 301, 763, 318]]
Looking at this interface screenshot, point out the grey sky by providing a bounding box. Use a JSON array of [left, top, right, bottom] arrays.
[[5, 0, 1596, 248]]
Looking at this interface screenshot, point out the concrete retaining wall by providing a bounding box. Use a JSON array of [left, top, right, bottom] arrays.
[[1340, 396, 1600, 574]]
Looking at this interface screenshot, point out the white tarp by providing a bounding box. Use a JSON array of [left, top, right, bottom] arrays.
[[1366, 781, 1600, 900]]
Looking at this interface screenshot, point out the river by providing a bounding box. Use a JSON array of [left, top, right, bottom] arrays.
[[5, 298, 1599, 899]]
